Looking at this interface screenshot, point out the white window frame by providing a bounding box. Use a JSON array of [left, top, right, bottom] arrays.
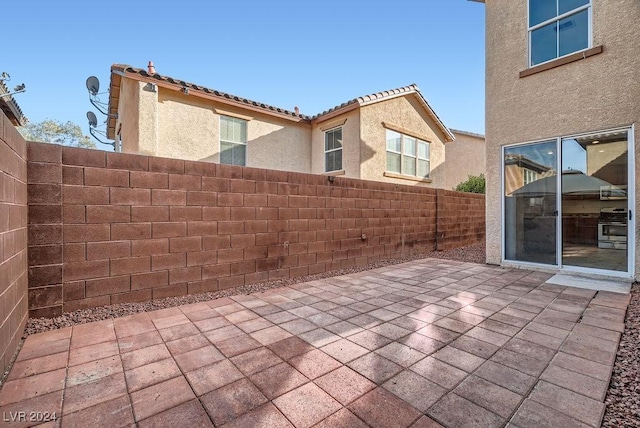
[[219, 115, 247, 166], [324, 126, 343, 172], [523, 169, 537, 185], [528, 0, 592, 67], [386, 131, 402, 174], [385, 130, 430, 178], [402, 136, 418, 176]]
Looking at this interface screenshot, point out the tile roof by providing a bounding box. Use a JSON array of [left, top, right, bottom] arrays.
[[110, 64, 310, 120], [312, 84, 420, 119], [107, 64, 454, 142], [312, 84, 454, 141], [0, 80, 27, 126]]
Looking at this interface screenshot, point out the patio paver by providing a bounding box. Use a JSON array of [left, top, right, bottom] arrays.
[[0, 258, 628, 427], [249, 362, 309, 400], [62, 395, 134, 428], [137, 399, 213, 428], [273, 382, 341, 428], [315, 366, 376, 405], [349, 387, 422, 428], [200, 378, 268, 426]]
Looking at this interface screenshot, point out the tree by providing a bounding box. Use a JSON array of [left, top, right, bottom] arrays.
[[18, 119, 96, 149], [455, 174, 486, 194]]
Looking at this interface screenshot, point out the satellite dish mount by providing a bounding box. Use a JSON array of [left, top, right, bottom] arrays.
[[85, 75, 116, 149], [85, 76, 113, 116], [86, 111, 113, 147]]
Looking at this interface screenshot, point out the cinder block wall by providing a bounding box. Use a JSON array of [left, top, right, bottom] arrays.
[[0, 113, 28, 374], [26, 142, 485, 317], [436, 189, 486, 251]]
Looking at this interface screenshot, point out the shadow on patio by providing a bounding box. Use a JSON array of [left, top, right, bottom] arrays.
[[0, 258, 629, 428]]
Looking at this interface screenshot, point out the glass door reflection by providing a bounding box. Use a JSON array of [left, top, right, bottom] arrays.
[[561, 131, 629, 272], [504, 141, 558, 265]]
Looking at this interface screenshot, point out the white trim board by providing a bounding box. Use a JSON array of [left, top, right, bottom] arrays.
[[545, 274, 631, 294]]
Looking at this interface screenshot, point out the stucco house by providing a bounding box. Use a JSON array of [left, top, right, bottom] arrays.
[[107, 63, 482, 189], [474, 0, 639, 280], [443, 129, 485, 189]]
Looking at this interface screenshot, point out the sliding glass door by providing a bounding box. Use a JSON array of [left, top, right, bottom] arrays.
[[561, 130, 629, 272], [504, 141, 558, 265], [503, 127, 634, 276]]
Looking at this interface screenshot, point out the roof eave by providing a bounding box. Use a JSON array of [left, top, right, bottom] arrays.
[[107, 66, 311, 139], [0, 82, 27, 126], [409, 90, 455, 143], [106, 67, 123, 139], [107, 66, 455, 145], [310, 102, 359, 125], [312, 88, 454, 142], [450, 129, 485, 139], [0, 101, 26, 126]]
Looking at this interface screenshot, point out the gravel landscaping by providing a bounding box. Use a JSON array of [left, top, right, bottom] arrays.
[[602, 282, 640, 427]]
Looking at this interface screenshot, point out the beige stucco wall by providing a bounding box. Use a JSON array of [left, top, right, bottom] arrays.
[[359, 95, 447, 188], [247, 113, 311, 173], [311, 110, 361, 178], [117, 79, 142, 154], [119, 84, 311, 172], [445, 132, 485, 190], [138, 82, 159, 156], [116, 79, 452, 188], [155, 89, 213, 161], [484, 0, 640, 278]]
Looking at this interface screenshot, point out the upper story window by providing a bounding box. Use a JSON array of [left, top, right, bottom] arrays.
[[324, 127, 343, 172], [220, 115, 247, 166], [524, 169, 538, 185], [529, 0, 591, 66], [386, 130, 430, 178]]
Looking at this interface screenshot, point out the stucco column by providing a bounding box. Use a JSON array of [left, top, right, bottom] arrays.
[[137, 81, 159, 156]]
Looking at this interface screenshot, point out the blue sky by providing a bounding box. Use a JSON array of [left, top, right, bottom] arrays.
[[6, 0, 485, 141]]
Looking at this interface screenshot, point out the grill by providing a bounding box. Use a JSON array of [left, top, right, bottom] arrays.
[[598, 207, 627, 250]]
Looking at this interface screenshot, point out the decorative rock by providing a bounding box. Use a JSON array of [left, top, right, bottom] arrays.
[[602, 283, 640, 427]]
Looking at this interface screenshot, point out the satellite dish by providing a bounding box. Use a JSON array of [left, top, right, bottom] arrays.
[[87, 111, 98, 127], [86, 76, 100, 95]]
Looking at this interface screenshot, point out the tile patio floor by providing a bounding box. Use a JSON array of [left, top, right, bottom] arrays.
[[0, 259, 631, 428]]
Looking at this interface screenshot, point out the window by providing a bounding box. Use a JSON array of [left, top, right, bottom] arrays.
[[220, 115, 247, 166], [529, 0, 590, 66], [386, 130, 430, 178], [324, 127, 342, 172], [524, 169, 538, 184]]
